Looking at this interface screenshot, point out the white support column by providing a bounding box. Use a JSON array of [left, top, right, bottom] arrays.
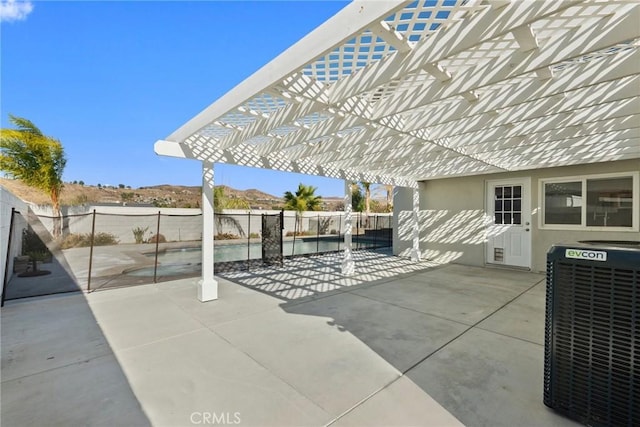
[[341, 181, 355, 276], [199, 161, 218, 302], [410, 187, 421, 262]]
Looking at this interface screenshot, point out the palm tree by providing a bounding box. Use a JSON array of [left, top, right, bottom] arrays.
[[351, 183, 364, 212], [384, 184, 394, 212], [1, 115, 66, 236], [360, 181, 371, 214], [284, 183, 322, 234], [213, 186, 247, 237], [359, 181, 372, 227]]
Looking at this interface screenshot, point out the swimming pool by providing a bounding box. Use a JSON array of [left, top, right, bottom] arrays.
[[125, 237, 385, 277]]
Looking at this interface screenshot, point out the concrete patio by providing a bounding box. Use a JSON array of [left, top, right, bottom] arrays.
[[1, 250, 578, 426]]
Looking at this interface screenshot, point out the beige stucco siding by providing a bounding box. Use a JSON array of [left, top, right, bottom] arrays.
[[394, 159, 640, 272]]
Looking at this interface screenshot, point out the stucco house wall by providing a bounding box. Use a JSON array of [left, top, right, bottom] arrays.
[[395, 159, 640, 272]]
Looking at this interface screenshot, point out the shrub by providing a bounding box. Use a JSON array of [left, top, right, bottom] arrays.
[[148, 233, 166, 243], [94, 232, 119, 246], [285, 230, 314, 237], [132, 226, 149, 244], [71, 194, 89, 206], [249, 232, 260, 239], [60, 233, 88, 249], [215, 233, 241, 240], [60, 232, 119, 249]]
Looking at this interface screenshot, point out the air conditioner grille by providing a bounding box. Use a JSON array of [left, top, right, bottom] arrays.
[[545, 245, 639, 427]]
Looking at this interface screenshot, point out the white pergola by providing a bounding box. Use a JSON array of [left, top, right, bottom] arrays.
[[156, 0, 640, 301]]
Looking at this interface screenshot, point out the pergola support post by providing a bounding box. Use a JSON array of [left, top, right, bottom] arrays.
[[410, 187, 421, 262], [199, 161, 218, 302], [341, 181, 355, 276]]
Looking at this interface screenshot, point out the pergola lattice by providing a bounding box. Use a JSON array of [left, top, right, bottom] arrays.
[[155, 0, 639, 301], [156, 0, 639, 188]]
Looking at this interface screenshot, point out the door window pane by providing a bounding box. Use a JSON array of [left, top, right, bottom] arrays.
[[494, 185, 523, 226], [586, 177, 633, 227], [544, 182, 582, 225], [513, 213, 522, 224], [504, 200, 512, 211], [513, 199, 521, 211], [513, 186, 522, 198]]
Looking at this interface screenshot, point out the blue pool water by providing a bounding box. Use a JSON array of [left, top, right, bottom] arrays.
[[126, 238, 384, 277]]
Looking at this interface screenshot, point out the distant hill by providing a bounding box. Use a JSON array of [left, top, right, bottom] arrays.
[[0, 178, 387, 211], [0, 178, 283, 209]]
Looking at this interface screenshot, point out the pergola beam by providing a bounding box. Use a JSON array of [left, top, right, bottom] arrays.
[[329, 0, 583, 104], [290, 70, 639, 168], [153, 139, 418, 188], [371, 6, 639, 121], [369, 20, 413, 53], [319, 102, 638, 176], [286, 50, 637, 163], [167, 0, 409, 143], [401, 49, 639, 134], [512, 24, 539, 52], [157, 0, 639, 188], [247, 6, 638, 166], [423, 76, 640, 143]]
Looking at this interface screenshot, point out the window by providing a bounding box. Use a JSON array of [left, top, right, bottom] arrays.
[[541, 172, 638, 230], [494, 185, 522, 225], [586, 177, 633, 227], [544, 181, 581, 225]]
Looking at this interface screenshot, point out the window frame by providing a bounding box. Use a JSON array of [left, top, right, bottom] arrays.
[[539, 171, 639, 232]]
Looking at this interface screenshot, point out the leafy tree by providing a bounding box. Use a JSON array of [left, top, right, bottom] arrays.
[[284, 183, 322, 234], [78, 180, 84, 186], [1, 115, 66, 236], [118, 183, 125, 189]]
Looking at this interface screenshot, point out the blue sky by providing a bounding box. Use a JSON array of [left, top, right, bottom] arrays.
[[1, 0, 353, 197]]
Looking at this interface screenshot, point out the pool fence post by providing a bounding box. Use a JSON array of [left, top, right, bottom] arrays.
[[356, 212, 361, 250], [247, 211, 251, 270], [1, 208, 16, 307], [373, 215, 378, 249], [411, 186, 421, 262], [153, 211, 161, 283], [279, 209, 284, 266], [87, 209, 96, 292], [337, 214, 342, 252], [291, 214, 297, 258], [316, 214, 320, 254]]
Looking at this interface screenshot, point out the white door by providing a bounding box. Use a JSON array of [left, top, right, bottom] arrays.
[[486, 178, 532, 269]]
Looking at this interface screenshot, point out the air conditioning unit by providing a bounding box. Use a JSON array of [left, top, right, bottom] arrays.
[[544, 241, 639, 426]]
